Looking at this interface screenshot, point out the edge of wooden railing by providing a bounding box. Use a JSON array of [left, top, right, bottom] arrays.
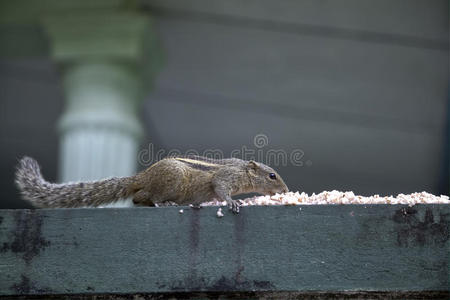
[[0, 205, 449, 298]]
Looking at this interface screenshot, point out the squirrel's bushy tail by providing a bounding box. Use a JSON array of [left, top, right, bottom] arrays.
[[15, 156, 134, 208]]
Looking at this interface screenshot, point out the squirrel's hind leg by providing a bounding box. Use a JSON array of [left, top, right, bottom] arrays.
[[132, 188, 183, 207], [132, 189, 156, 206]]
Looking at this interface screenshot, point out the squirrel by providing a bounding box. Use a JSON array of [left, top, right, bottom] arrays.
[[15, 155, 289, 213]]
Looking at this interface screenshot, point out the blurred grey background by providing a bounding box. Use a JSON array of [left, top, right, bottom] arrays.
[[0, 0, 448, 208]]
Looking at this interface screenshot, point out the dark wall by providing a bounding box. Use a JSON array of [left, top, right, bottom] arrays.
[[0, 0, 448, 208], [0, 60, 62, 208]]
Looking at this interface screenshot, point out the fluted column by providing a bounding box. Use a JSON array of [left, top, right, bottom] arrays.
[[41, 5, 162, 182], [59, 62, 143, 181]]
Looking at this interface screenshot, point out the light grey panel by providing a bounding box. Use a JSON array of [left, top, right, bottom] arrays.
[[143, 0, 449, 42]]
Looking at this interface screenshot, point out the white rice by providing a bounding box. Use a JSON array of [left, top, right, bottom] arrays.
[[201, 191, 450, 207]]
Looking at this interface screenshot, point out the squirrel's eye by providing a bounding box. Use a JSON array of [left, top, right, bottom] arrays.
[[269, 173, 276, 180]]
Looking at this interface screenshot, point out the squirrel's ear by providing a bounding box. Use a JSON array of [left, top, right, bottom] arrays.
[[247, 160, 258, 176], [248, 160, 259, 170]]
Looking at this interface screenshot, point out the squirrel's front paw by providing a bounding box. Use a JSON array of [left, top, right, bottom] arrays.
[[228, 200, 240, 214]]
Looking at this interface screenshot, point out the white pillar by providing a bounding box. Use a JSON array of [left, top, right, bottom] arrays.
[[41, 5, 162, 182], [59, 62, 143, 181]]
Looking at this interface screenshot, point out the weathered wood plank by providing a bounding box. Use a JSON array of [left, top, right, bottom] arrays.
[[0, 205, 448, 296], [143, 95, 444, 196], [151, 19, 448, 128], [143, 0, 449, 42], [142, 16, 447, 196]]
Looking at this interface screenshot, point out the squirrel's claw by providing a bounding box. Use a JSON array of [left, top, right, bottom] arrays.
[[228, 200, 240, 214]]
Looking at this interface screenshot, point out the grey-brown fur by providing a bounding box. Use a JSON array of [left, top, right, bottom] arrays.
[[15, 157, 133, 208], [16, 156, 289, 213]]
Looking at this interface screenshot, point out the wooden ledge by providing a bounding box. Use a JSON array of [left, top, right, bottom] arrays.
[[0, 205, 449, 298]]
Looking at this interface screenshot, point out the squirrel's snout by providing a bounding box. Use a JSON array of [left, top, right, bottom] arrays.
[[277, 184, 289, 194], [270, 186, 288, 195], [278, 185, 289, 194]]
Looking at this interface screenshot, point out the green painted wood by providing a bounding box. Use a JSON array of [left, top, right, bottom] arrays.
[[0, 205, 448, 296]]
